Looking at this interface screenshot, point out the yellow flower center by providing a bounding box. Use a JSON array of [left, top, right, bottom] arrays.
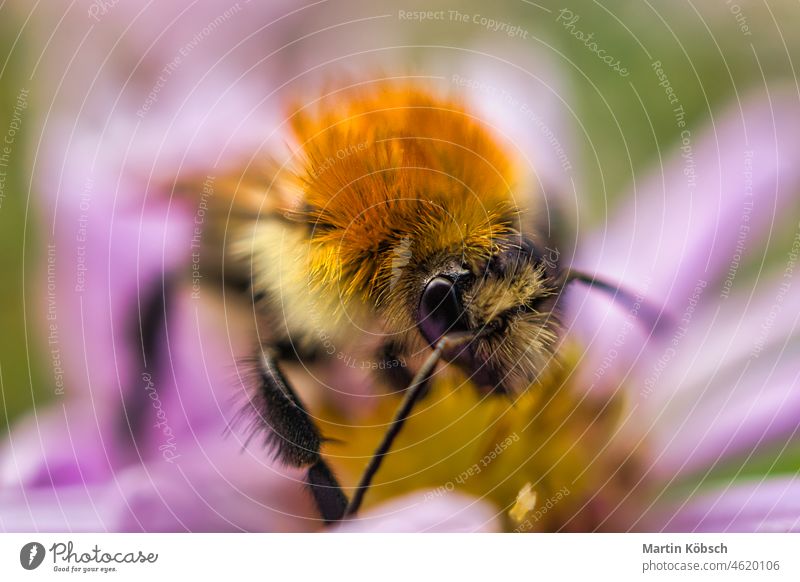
[[318, 343, 647, 531]]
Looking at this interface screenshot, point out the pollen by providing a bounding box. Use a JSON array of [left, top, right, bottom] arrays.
[[509, 483, 538, 523]]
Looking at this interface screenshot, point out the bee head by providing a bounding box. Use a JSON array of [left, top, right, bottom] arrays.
[[416, 237, 562, 393]]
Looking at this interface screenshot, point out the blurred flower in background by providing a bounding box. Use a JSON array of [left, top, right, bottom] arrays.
[[0, 0, 798, 532]]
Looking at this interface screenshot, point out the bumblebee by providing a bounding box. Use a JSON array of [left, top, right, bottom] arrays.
[[178, 79, 645, 523]]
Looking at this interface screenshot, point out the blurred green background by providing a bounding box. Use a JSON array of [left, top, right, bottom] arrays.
[[1, 1, 798, 479], [0, 13, 44, 431]]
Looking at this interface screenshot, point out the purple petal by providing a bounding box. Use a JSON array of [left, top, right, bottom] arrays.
[[580, 87, 800, 313], [131, 284, 256, 456], [631, 270, 800, 477], [332, 491, 501, 533], [107, 439, 317, 532], [648, 345, 800, 479], [0, 404, 115, 488], [0, 484, 107, 532], [654, 476, 800, 532], [28, 0, 297, 487], [1, 437, 316, 533], [645, 274, 800, 405], [3, 283, 257, 490], [43, 189, 193, 405], [566, 88, 800, 389]]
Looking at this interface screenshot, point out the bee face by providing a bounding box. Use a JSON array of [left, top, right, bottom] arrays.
[[416, 236, 562, 393], [232, 81, 570, 393]]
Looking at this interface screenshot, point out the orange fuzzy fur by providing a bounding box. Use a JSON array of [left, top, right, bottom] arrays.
[[285, 81, 525, 305]]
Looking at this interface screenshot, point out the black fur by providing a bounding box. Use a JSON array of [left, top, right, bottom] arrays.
[[248, 350, 349, 522], [252, 351, 323, 467]]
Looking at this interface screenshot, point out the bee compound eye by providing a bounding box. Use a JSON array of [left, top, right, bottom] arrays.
[[417, 276, 470, 347]]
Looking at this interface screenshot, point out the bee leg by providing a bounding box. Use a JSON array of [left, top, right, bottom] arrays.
[[253, 349, 348, 523]]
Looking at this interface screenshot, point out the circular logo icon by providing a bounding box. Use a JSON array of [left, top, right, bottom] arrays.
[[20, 542, 46, 570]]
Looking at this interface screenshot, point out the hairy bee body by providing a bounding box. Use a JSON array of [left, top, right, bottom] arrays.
[[231, 81, 562, 395], [183, 79, 568, 521]]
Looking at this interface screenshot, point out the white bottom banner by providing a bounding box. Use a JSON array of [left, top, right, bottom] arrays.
[[1, 533, 797, 581]]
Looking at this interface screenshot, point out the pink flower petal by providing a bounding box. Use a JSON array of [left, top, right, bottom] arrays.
[[0, 484, 107, 532], [581, 87, 800, 313], [1, 437, 317, 532], [645, 272, 800, 408], [630, 273, 800, 478], [653, 477, 800, 532], [0, 403, 115, 488], [130, 283, 255, 456], [107, 439, 317, 532], [567, 88, 800, 390], [649, 348, 800, 479], [6, 279, 257, 488], [332, 491, 501, 533]]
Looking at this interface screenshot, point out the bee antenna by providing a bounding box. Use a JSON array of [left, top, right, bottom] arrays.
[[563, 269, 670, 334]]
